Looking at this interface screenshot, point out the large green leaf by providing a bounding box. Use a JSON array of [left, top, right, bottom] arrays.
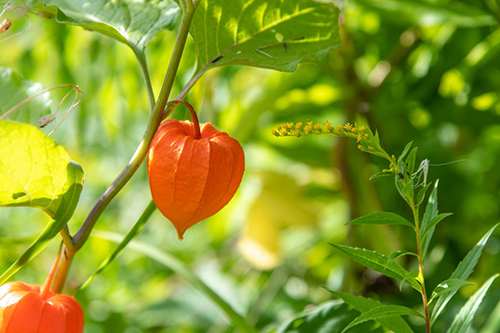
[[32, 0, 180, 53], [353, 0, 495, 27], [0, 120, 84, 283], [431, 224, 500, 324], [0, 68, 51, 124], [275, 300, 384, 333], [342, 305, 424, 333], [447, 274, 499, 333], [329, 291, 415, 333], [330, 244, 421, 292], [189, 0, 341, 72]]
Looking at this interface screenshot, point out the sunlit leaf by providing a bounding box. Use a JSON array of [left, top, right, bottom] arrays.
[[0, 68, 51, 124], [353, 0, 495, 27], [429, 279, 473, 304], [189, 0, 341, 72], [0, 120, 84, 283], [447, 274, 499, 333], [330, 244, 421, 292], [329, 291, 415, 333], [342, 305, 424, 333], [32, 0, 180, 53], [431, 223, 500, 324], [347, 212, 415, 229], [421, 213, 453, 242]]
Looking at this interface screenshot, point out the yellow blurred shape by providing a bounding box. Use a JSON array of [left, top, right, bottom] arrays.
[[471, 92, 497, 111], [307, 84, 340, 106], [239, 172, 320, 270], [409, 107, 431, 129], [439, 69, 465, 98]]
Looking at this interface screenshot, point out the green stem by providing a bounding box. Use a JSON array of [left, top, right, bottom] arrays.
[[131, 45, 156, 109], [411, 200, 431, 333], [72, 7, 197, 251]]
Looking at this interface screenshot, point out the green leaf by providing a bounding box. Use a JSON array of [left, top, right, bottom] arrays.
[[329, 291, 415, 333], [421, 212, 453, 242], [92, 230, 257, 333], [33, 0, 180, 53], [421, 180, 440, 260], [369, 171, 392, 180], [342, 305, 424, 333], [416, 182, 431, 207], [405, 147, 418, 178], [330, 244, 421, 292], [0, 68, 51, 124], [0, 120, 84, 283], [429, 279, 473, 304], [189, 0, 341, 72], [431, 223, 500, 324], [275, 300, 384, 333], [386, 250, 418, 266], [78, 200, 157, 292], [447, 274, 499, 333], [397, 141, 413, 163], [347, 212, 415, 229], [353, 0, 495, 27]]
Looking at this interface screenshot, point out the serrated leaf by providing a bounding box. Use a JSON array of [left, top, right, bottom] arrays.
[[0, 68, 51, 124], [429, 279, 473, 304], [79, 200, 156, 292], [33, 0, 180, 53], [342, 305, 424, 333], [421, 180, 439, 260], [447, 275, 499, 333], [353, 0, 495, 27], [0, 120, 84, 283], [421, 213, 453, 242], [330, 244, 421, 292], [189, 0, 341, 73], [328, 291, 415, 333], [431, 223, 499, 324], [397, 141, 413, 163], [275, 300, 383, 333], [347, 212, 415, 229]]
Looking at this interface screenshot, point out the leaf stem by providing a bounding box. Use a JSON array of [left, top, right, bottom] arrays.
[[41, 241, 63, 298], [72, 6, 197, 252], [131, 45, 156, 110]]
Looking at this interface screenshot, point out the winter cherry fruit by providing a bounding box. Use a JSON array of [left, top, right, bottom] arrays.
[[0, 281, 84, 333], [147, 102, 244, 239]]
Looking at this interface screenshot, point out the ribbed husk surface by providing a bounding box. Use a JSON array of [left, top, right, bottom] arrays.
[[148, 119, 245, 239]]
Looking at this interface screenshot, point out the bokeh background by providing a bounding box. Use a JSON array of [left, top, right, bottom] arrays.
[[1, 0, 500, 332]]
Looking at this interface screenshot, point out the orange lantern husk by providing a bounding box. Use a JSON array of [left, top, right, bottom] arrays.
[[147, 119, 245, 239], [0, 281, 84, 333]]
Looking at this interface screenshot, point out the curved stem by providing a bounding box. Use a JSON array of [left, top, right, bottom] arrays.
[[41, 241, 63, 298], [168, 99, 201, 139], [131, 45, 156, 110], [72, 7, 197, 251]]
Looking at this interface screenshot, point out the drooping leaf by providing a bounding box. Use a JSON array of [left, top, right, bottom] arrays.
[[416, 182, 432, 207], [446, 275, 499, 333], [347, 212, 415, 229], [275, 300, 384, 333], [429, 279, 473, 304], [431, 223, 500, 324], [330, 244, 421, 292], [32, 0, 180, 53], [0, 68, 51, 124], [421, 213, 453, 242], [0, 120, 84, 283], [421, 180, 440, 260], [342, 305, 424, 333], [353, 0, 495, 27], [368, 171, 393, 180], [189, 0, 341, 73], [78, 200, 157, 292], [329, 291, 415, 333]]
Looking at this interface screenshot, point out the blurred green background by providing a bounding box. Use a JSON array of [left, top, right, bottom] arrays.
[[1, 0, 500, 332]]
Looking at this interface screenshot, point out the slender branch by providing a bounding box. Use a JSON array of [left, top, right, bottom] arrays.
[[72, 7, 197, 251], [168, 99, 201, 139], [59, 226, 74, 251], [130, 45, 156, 110]]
